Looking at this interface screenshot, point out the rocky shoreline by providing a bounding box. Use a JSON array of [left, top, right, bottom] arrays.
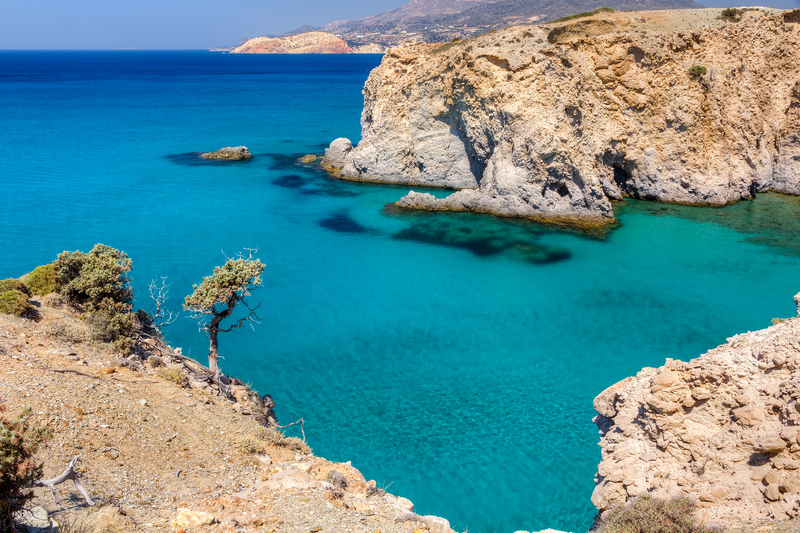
[[324, 8, 800, 225], [593, 292, 800, 527]]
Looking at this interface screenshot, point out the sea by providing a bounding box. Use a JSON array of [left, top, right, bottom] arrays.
[[1, 51, 799, 533]]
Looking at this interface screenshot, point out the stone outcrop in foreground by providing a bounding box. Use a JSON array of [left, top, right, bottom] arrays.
[[593, 293, 800, 524], [202, 146, 252, 160], [325, 8, 800, 225]]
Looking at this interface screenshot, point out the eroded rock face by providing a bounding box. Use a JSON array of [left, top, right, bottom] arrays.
[[201, 146, 252, 160], [326, 9, 800, 225], [593, 308, 800, 524]]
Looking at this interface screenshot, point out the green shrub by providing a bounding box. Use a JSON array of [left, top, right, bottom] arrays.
[[688, 65, 707, 76], [0, 279, 30, 297], [597, 495, 718, 533], [0, 289, 33, 318], [0, 406, 49, 531], [551, 7, 614, 23], [86, 312, 133, 342], [0, 279, 32, 317], [158, 367, 188, 388], [721, 8, 741, 22], [23, 264, 58, 296], [54, 244, 133, 313]]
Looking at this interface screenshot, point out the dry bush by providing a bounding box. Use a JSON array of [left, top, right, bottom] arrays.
[[236, 437, 265, 455], [0, 406, 49, 531], [327, 470, 348, 490], [0, 279, 33, 318], [256, 427, 312, 455], [42, 320, 88, 344], [597, 496, 721, 533], [157, 368, 188, 388], [41, 292, 68, 308], [147, 355, 163, 368]]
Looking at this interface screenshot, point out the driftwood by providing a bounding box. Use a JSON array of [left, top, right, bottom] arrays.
[[31, 455, 94, 507], [135, 332, 232, 398]]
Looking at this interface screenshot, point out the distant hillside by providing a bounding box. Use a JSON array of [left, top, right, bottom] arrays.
[[315, 0, 705, 44], [228, 0, 707, 53]]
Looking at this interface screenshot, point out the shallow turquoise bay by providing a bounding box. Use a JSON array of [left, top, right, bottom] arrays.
[[1, 51, 799, 533]]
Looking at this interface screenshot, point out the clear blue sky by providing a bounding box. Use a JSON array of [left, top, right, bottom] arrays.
[[1, 0, 798, 49]]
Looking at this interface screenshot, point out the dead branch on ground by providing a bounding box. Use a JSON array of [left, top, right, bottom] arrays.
[[31, 455, 94, 508]]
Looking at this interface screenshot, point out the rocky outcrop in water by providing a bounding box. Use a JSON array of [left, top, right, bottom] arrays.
[[202, 146, 252, 160], [325, 8, 800, 225], [231, 32, 353, 54], [592, 292, 800, 524]]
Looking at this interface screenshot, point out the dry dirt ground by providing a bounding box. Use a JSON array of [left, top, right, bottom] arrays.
[[0, 299, 455, 533]]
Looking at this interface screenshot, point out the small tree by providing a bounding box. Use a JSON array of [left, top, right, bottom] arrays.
[[183, 251, 264, 374]]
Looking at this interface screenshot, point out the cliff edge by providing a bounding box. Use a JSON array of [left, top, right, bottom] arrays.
[[593, 292, 800, 526], [325, 8, 800, 225]]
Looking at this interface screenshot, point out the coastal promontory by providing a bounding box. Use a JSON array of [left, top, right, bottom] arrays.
[[324, 8, 800, 225]]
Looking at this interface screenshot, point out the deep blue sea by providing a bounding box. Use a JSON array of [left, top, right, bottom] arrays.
[[1, 51, 799, 533]]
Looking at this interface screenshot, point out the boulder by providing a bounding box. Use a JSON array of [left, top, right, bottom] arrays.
[[172, 509, 216, 527], [322, 138, 353, 170], [201, 146, 251, 160]]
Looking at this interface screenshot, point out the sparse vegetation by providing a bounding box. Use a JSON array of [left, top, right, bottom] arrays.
[[721, 8, 742, 22], [0, 279, 33, 318], [688, 65, 707, 76], [236, 437, 265, 455], [0, 406, 49, 531], [257, 426, 312, 454], [551, 7, 614, 24], [772, 317, 789, 325], [42, 320, 88, 344], [431, 38, 464, 54], [157, 367, 188, 388], [596, 495, 720, 533], [147, 355, 163, 368]]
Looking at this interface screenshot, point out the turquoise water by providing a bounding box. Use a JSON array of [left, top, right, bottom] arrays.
[[1, 51, 799, 533]]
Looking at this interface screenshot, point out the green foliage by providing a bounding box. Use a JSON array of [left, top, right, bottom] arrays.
[[23, 264, 58, 296], [597, 496, 718, 533], [184, 256, 264, 319], [688, 65, 707, 76], [721, 8, 742, 22], [551, 7, 614, 23], [54, 244, 133, 313], [0, 406, 49, 531], [0, 279, 33, 318], [86, 311, 134, 342]]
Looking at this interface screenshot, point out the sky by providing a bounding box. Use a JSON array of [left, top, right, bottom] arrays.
[[1, 0, 798, 49]]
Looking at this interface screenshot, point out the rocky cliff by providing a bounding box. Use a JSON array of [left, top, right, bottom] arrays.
[[231, 31, 353, 54], [324, 8, 800, 225], [593, 293, 800, 525]]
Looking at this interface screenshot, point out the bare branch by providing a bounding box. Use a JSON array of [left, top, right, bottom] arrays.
[[278, 418, 306, 442], [148, 277, 177, 332], [0, 387, 11, 403], [30, 455, 94, 508]]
